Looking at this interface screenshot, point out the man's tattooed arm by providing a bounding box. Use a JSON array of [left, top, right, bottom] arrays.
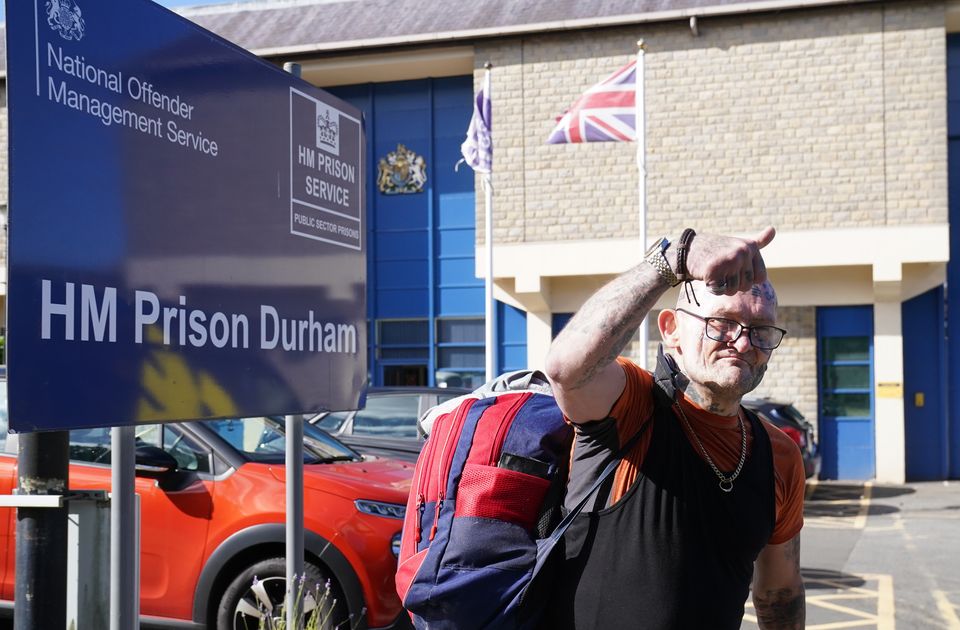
[[753, 535, 806, 629], [545, 261, 671, 422]]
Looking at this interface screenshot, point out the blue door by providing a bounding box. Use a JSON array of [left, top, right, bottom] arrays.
[[817, 306, 875, 480], [902, 286, 948, 480]]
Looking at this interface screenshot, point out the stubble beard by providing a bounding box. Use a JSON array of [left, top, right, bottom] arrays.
[[698, 359, 769, 401]]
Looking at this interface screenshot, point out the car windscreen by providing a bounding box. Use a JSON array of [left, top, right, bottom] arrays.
[[207, 416, 362, 464], [352, 394, 422, 438]]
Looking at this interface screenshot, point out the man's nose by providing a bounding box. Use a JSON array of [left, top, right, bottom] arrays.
[[731, 332, 753, 352]]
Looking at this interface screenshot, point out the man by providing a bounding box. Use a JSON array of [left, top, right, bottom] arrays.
[[543, 227, 806, 629]]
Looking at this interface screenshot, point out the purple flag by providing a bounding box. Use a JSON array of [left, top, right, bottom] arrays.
[[460, 87, 492, 173]]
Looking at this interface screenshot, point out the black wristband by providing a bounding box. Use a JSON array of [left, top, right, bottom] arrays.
[[675, 228, 696, 281]]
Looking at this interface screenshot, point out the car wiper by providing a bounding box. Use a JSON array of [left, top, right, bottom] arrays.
[[311, 455, 358, 464]]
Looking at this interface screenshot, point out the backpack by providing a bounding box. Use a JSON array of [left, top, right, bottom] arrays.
[[395, 371, 572, 629]]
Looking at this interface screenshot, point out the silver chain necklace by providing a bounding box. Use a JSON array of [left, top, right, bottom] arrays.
[[675, 402, 747, 493]]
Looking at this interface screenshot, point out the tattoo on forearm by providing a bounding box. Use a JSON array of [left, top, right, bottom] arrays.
[[561, 265, 665, 389], [753, 537, 805, 629], [753, 588, 805, 629]]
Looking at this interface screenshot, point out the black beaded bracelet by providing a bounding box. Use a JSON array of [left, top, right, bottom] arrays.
[[675, 228, 696, 281]]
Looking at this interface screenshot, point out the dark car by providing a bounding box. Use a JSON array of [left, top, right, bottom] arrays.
[[743, 398, 821, 479], [310, 386, 471, 461], [0, 379, 414, 630]]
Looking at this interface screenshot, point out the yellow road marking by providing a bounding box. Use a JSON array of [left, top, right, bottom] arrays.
[[810, 597, 879, 620], [853, 482, 872, 529], [744, 573, 893, 630], [934, 590, 960, 629], [876, 574, 895, 630]]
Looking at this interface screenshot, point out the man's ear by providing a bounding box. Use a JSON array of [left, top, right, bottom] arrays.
[[658, 309, 680, 348]]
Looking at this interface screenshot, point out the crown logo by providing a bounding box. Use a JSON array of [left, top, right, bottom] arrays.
[[316, 109, 339, 149], [46, 0, 86, 41]]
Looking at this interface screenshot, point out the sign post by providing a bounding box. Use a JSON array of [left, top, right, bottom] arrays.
[[14, 431, 69, 630]]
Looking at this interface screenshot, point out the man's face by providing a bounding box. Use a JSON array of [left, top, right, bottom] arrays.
[[662, 282, 779, 400]]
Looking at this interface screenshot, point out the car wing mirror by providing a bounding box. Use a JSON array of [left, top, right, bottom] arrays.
[[135, 445, 179, 477]]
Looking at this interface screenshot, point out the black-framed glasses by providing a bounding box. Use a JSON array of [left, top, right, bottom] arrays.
[[675, 308, 787, 350]]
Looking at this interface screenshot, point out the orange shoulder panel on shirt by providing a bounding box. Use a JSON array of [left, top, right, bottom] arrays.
[[761, 420, 806, 544], [608, 358, 656, 500]]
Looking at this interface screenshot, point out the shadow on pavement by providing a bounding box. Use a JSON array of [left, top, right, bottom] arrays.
[[800, 568, 866, 590], [804, 502, 899, 518], [807, 483, 915, 501], [803, 482, 914, 519]]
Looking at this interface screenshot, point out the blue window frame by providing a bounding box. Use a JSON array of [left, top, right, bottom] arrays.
[[435, 317, 484, 388]]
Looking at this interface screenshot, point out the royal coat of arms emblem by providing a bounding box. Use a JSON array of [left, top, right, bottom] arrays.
[[377, 144, 427, 195], [46, 0, 86, 41]]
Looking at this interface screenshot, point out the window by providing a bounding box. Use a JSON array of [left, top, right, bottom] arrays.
[[315, 411, 350, 433], [378, 319, 429, 360], [436, 318, 484, 388], [206, 416, 360, 464], [69, 424, 211, 474], [820, 336, 872, 418], [352, 394, 422, 438]]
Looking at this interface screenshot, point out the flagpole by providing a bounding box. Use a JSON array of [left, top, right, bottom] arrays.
[[483, 62, 497, 382], [636, 40, 648, 370]]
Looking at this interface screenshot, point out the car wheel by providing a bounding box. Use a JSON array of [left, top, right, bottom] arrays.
[[215, 557, 349, 630]]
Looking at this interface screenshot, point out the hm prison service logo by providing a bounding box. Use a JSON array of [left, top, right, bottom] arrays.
[[316, 102, 340, 156], [47, 0, 85, 41]]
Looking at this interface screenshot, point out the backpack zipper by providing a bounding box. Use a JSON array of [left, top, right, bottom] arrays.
[[429, 398, 475, 541], [415, 494, 425, 543], [487, 393, 532, 466]]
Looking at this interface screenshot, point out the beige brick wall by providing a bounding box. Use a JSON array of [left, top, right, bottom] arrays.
[[475, 1, 946, 244], [752, 306, 819, 429], [620, 305, 818, 429]]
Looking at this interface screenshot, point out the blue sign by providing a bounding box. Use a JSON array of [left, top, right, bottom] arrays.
[[5, 0, 367, 431]]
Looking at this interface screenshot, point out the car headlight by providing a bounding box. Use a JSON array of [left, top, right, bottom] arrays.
[[354, 499, 406, 520]]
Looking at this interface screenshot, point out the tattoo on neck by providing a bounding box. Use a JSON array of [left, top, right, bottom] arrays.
[[679, 380, 737, 415]]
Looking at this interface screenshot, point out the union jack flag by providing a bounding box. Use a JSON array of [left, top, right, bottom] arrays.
[[547, 60, 636, 144]]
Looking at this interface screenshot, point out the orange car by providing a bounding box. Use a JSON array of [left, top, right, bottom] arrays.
[[0, 387, 414, 629]]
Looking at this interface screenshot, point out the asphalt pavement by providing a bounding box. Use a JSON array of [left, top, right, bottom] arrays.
[[744, 480, 960, 629]]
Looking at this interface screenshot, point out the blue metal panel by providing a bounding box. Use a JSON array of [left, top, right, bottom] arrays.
[[330, 76, 478, 385], [436, 229, 476, 257], [948, 35, 960, 478], [552, 313, 574, 339], [949, 39, 960, 477], [324, 84, 377, 385], [437, 288, 485, 316], [902, 286, 949, 480], [433, 76, 480, 324], [375, 231, 430, 260], [375, 261, 430, 289], [498, 302, 527, 373], [436, 258, 480, 287], [817, 305, 875, 480], [436, 193, 477, 228]]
